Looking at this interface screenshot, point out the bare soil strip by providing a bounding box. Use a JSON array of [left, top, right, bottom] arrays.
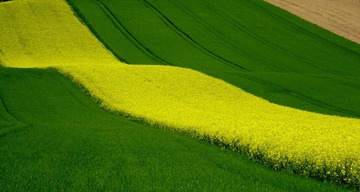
[[265, 0, 360, 44]]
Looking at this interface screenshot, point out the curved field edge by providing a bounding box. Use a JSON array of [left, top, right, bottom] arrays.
[[0, 0, 120, 68], [264, 0, 360, 45], [4, 68, 351, 192], [65, 0, 360, 118], [58, 64, 360, 188], [1, 0, 360, 189]]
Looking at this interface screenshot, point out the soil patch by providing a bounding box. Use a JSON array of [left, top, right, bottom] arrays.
[[265, 0, 360, 44]]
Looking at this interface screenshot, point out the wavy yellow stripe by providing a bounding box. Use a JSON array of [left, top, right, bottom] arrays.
[[59, 63, 360, 184], [1, 0, 360, 185], [0, 0, 120, 68]]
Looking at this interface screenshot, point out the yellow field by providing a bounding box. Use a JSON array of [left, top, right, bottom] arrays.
[[59, 63, 360, 184], [0, 0, 120, 68], [1, 0, 360, 185]]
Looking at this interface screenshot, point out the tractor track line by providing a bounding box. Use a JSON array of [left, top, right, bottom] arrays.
[[243, 75, 360, 117], [254, 0, 360, 59], [198, 0, 332, 73], [170, 1, 269, 70], [141, 0, 250, 71], [93, 0, 172, 65], [0, 93, 25, 124]]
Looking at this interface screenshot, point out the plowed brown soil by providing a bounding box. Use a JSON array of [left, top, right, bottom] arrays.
[[265, 0, 360, 44]]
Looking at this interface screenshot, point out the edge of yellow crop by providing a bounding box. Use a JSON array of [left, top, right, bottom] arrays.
[[1, 0, 360, 187]]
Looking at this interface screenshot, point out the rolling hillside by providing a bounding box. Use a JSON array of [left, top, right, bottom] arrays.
[[1, 0, 360, 190], [1, 67, 351, 191], [265, 0, 360, 44], [67, 0, 360, 118]]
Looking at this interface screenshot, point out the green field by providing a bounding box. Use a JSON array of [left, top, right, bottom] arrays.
[[1, 0, 360, 190], [1, 67, 353, 191], [67, 0, 360, 118]]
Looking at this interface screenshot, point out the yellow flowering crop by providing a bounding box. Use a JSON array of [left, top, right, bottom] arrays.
[[59, 63, 360, 186], [1, 0, 360, 187], [0, 0, 120, 68]]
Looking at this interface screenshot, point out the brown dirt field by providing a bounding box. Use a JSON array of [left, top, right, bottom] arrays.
[[264, 0, 360, 44]]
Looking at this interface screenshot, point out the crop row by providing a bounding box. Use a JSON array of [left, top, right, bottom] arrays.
[[59, 63, 360, 187], [1, 0, 360, 188]]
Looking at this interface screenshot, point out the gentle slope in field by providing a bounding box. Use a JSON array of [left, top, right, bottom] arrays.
[[66, 0, 360, 118], [265, 0, 360, 44], [1, 0, 360, 188], [2, 67, 353, 191]]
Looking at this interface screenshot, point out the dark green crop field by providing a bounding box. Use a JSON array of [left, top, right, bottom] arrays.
[[1, 67, 353, 191], [67, 0, 360, 118], [2, 0, 360, 190]]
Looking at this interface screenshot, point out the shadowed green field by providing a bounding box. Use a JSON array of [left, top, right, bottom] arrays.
[[66, 0, 360, 118], [1, 67, 353, 191]]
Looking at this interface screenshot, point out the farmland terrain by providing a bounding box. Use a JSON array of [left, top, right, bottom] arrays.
[[1, 0, 360, 190], [67, 0, 360, 118], [4, 67, 348, 191], [265, 0, 360, 44]]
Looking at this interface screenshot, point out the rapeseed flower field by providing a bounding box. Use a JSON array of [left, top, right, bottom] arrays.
[[0, 0, 119, 68], [59, 63, 360, 186], [1, 0, 360, 188]]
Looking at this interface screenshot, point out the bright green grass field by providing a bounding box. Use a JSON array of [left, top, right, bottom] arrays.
[[1, 67, 353, 191], [66, 0, 360, 118], [1, 0, 360, 190]]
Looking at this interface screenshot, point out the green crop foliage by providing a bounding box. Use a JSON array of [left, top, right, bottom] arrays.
[[1, 0, 360, 190], [66, 0, 360, 118], [62, 0, 360, 188], [58, 63, 360, 188], [1, 67, 354, 192]]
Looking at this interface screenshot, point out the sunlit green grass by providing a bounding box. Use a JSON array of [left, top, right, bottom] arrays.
[[1, 0, 360, 190], [66, 0, 360, 118], [0, 67, 354, 191]]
